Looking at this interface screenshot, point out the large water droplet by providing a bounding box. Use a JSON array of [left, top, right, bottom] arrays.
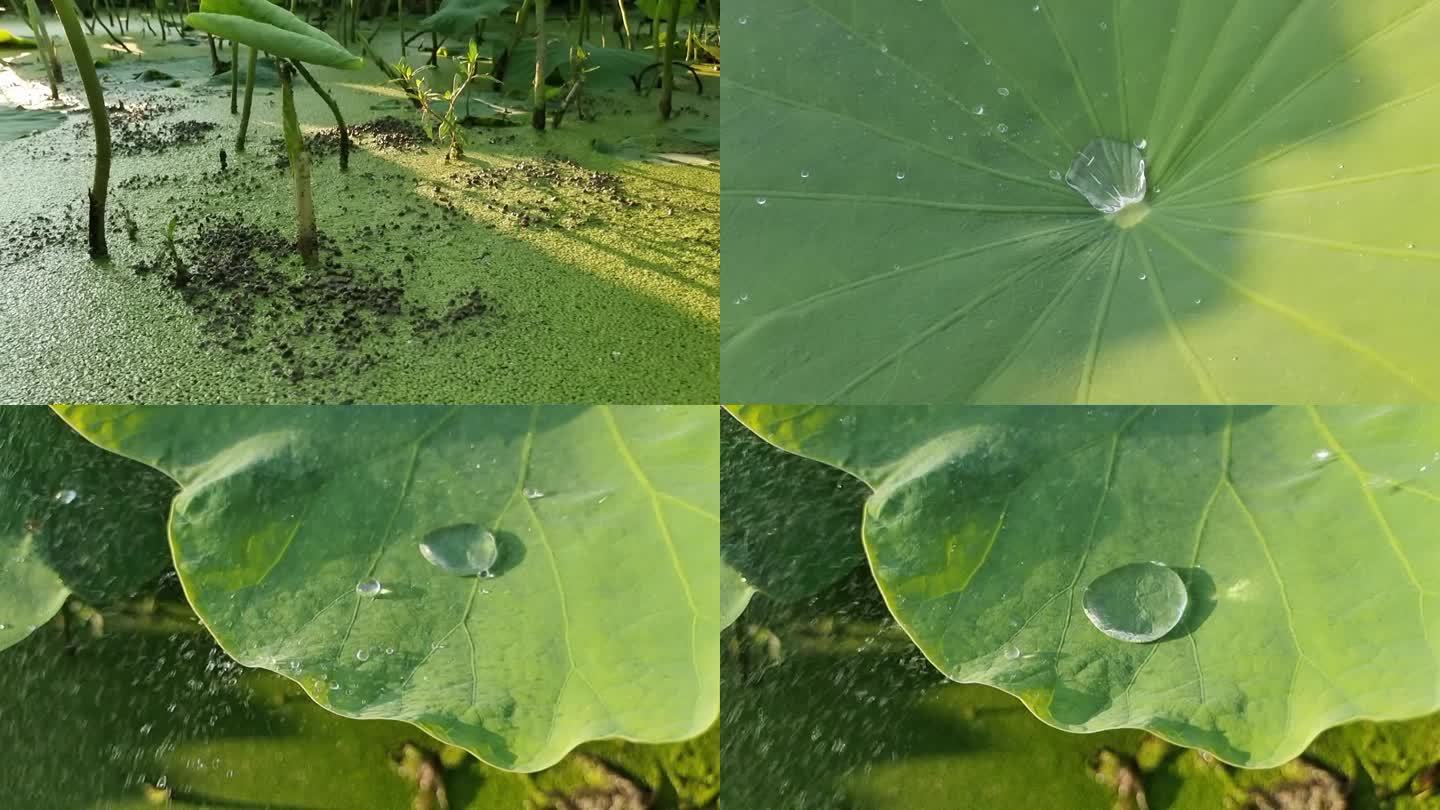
[[419, 524, 499, 577], [355, 648, 370, 662], [1082, 561, 1188, 643], [1065, 138, 1148, 217], [53, 489, 78, 505], [356, 578, 382, 597]]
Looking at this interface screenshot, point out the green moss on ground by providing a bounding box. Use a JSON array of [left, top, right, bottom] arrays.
[[0, 26, 718, 402]]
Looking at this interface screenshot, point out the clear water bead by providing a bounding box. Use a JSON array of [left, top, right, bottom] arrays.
[[356, 648, 370, 662], [356, 578, 383, 597], [1082, 561, 1189, 643], [1065, 138, 1148, 215], [53, 489, 78, 505], [419, 524, 500, 577]]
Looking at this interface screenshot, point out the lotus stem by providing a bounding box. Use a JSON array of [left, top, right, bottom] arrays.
[[293, 61, 349, 171], [531, 0, 546, 130], [24, 0, 63, 99], [229, 39, 239, 113], [279, 62, 318, 264], [53, 0, 111, 259], [615, 0, 630, 49], [658, 0, 678, 120], [236, 45, 257, 150]]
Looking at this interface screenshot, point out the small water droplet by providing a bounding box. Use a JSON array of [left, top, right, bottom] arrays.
[[1138, 273, 1147, 280], [1003, 644, 1020, 660], [879, 44, 889, 54], [356, 648, 370, 662], [755, 196, 767, 205], [1134, 138, 1148, 150], [54, 489, 77, 505], [0, 624, 8, 631], [1048, 169, 1062, 181], [895, 170, 907, 180], [524, 487, 545, 500], [1407, 242, 1416, 249], [996, 123, 1008, 134], [997, 87, 1010, 97], [974, 105, 985, 115], [385, 647, 395, 655], [1313, 448, 1335, 464], [737, 15, 747, 24], [1082, 561, 1188, 644], [799, 169, 810, 179], [356, 578, 382, 597], [419, 524, 499, 577]]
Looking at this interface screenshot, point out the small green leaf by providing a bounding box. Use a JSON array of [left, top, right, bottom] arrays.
[[186, 0, 360, 69], [57, 405, 720, 772]]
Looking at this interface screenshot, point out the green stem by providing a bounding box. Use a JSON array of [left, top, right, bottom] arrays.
[[279, 62, 318, 263], [531, 0, 546, 130], [494, 0, 531, 82], [236, 45, 257, 150], [658, 0, 678, 120], [24, 0, 62, 98], [293, 61, 349, 171], [229, 39, 239, 113], [614, 0, 630, 49], [54, 0, 111, 259]]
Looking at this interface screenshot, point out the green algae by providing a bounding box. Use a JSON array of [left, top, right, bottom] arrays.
[[0, 26, 718, 403]]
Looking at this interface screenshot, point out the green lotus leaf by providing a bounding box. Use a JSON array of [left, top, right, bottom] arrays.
[[186, 0, 361, 69], [0, 408, 174, 653], [720, 560, 753, 630], [732, 404, 1440, 768], [56, 405, 719, 772], [721, 0, 1440, 404], [417, 0, 512, 39], [636, 0, 698, 21]]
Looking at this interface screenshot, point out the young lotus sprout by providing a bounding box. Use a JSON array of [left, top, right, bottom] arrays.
[[185, 0, 362, 264]]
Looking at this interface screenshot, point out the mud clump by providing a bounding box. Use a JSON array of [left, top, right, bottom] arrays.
[[1245, 760, 1348, 810], [78, 98, 217, 154], [454, 154, 635, 228], [268, 116, 429, 166], [130, 214, 497, 388]]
